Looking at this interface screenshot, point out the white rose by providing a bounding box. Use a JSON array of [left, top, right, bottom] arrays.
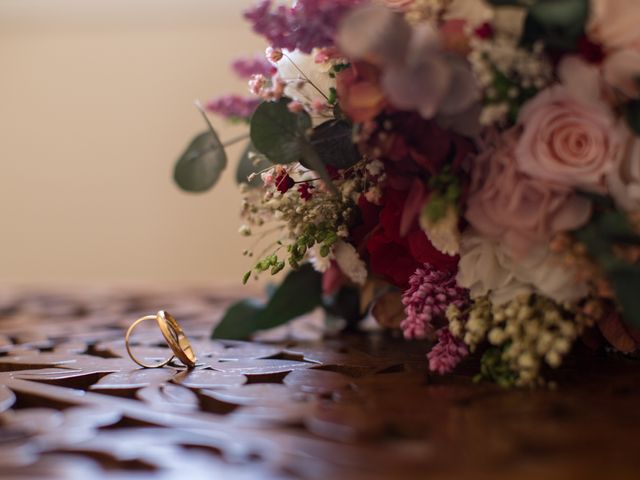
[[457, 231, 588, 305], [457, 231, 527, 305]]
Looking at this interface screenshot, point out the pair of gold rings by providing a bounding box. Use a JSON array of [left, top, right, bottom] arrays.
[[124, 310, 197, 368]]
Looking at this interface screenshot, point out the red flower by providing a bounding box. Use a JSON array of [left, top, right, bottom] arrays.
[[355, 189, 458, 287], [275, 170, 295, 193], [577, 35, 605, 64], [297, 182, 314, 200]]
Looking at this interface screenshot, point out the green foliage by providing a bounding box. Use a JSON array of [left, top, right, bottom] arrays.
[[250, 98, 341, 196], [212, 264, 323, 339], [423, 166, 462, 223], [474, 347, 518, 387], [625, 100, 640, 136], [173, 130, 227, 192], [250, 98, 312, 165], [574, 199, 640, 327], [309, 120, 360, 169], [521, 0, 590, 50], [235, 142, 272, 187]]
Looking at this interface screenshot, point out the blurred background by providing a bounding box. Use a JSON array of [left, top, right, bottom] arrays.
[[0, 0, 263, 287]]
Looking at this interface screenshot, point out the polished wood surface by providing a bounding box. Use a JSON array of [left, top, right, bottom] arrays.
[[0, 288, 638, 479]]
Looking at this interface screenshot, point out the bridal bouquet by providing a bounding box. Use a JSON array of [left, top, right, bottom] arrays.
[[174, 0, 640, 386]]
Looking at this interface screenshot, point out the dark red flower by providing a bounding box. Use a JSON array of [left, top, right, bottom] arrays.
[[275, 171, 295, 193], [473, 22, 494, 40], [577, 35, 605, 64], [298, 182, 314, 200], [354, 188, 458, 287], [361, 112, 474, 185]]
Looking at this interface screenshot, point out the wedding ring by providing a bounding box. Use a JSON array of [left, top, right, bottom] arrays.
[[125, 311, 197, 368]]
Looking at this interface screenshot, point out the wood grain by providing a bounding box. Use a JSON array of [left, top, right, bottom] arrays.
[[0, 288, 638, 479]]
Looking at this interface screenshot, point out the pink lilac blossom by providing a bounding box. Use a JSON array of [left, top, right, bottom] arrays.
[[205, 95, 260, 120], [427, 328, 468, 374], [401, 263, 469, 340], [231, 56, 276, 78], [244, 0, 365, 54]]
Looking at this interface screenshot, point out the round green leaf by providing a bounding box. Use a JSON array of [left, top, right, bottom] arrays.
[[250, 98, 312, 164], [309, 120, 360, 169], [174, 130, 227, 192], [625, 100, 640, 136]]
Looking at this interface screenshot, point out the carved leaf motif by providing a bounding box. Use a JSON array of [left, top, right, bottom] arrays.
[[90, 369, 175, 390], [0, 384, 16, 413], [208, 359, 313, 375], [283, 369, 352, 394], [172, 369, 247, 389], [201, 384, 299, 406], [136, 384, 199, 411]]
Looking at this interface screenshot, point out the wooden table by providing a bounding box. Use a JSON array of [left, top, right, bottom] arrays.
[[0, 288, 638, 479]]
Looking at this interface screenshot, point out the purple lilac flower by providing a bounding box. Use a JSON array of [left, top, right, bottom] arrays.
[[244, 0, 366, 54], [401, 263, 469, 339], [427, 328, 468, 374], [231, 56, 276, 79], [205, 95, 260, 121]]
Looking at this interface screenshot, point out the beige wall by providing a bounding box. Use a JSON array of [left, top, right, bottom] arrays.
[[0, 0, 265, 286]]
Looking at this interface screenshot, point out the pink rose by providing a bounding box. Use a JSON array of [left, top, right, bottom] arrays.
[[516, 57, 622, 192], [466, 131, 592, 258], [588, 0, 640, 97]]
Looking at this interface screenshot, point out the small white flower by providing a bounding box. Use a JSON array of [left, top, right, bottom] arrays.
[[366, 159, 384, 176], [308, 244, 333, 273], [276, 50, 335, 111], [334, 240, 367, 285]]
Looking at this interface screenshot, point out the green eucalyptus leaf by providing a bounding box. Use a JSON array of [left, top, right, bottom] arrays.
[[235, 142, 272, 187], [250, 98, 312, 164], [607, 262, 640, 327], [211, 264, 323, 339], [257, 263, 322, 327], [310, 120, 360, 169], [210, 300, 263, 340], [174, 130, 227, 192], [625, 100, 640, 136], [521, 0, 589, 50]]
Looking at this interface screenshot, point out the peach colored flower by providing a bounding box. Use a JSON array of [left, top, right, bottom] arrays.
[[588, 0, 640, 97], [588, 0, 640, 51], [516, 57, 622, 192], [384, 0, 414, 11], [336, 62, 386, 123], [607, 127, 640, 212], [466, 130, 592, 258]]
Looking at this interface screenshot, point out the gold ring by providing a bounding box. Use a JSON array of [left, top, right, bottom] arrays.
[[125, 311, 197, 368]]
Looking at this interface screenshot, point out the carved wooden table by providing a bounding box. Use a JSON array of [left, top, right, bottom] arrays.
[[0, 288, 639, 479]]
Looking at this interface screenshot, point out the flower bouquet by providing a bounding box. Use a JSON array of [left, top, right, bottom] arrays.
[[174, 0, 640, 386]]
